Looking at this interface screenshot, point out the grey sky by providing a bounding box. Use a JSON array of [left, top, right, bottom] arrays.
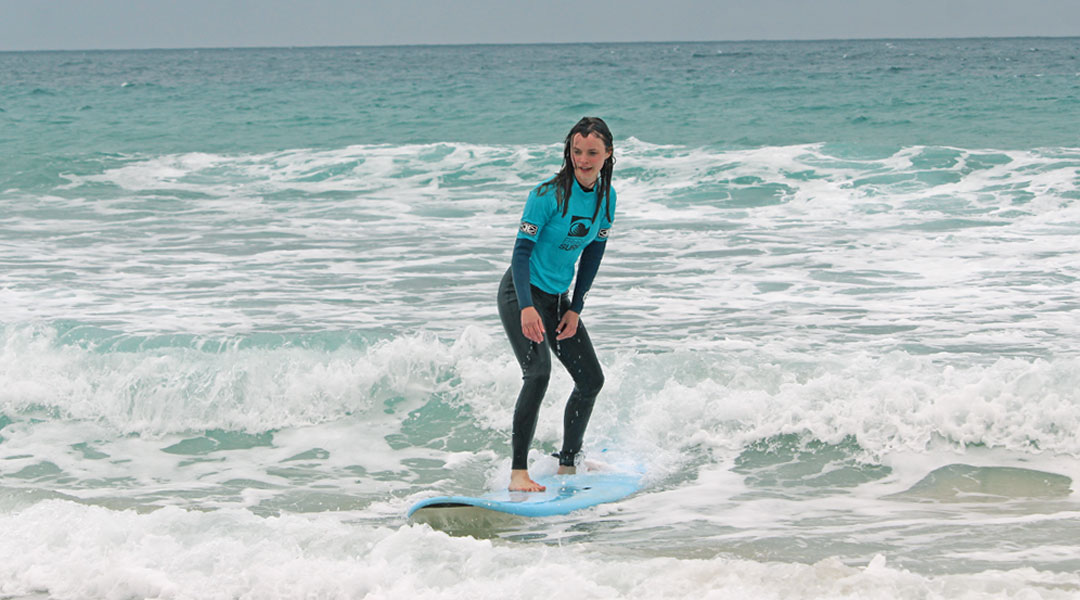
[[1, 0, 1077, 51]]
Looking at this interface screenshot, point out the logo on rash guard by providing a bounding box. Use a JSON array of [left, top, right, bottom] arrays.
[[520, 221, 539, 236], [559, 216, 593, 251], [567, 216, 592, 237], [597, 227, 610, 239]]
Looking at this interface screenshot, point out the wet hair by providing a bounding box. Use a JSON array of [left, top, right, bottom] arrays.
[[537, 117, 616, 222]]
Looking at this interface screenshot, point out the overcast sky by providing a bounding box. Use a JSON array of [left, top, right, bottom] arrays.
[[1, 0, 1077, 51]]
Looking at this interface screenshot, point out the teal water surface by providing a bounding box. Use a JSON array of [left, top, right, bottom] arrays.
[[2, 39, 1080, 599]]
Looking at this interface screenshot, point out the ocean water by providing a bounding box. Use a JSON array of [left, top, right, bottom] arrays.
[[1, 38, 1080, 599]]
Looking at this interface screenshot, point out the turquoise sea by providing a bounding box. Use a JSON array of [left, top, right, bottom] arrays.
[[2, 38, 1080, 598]]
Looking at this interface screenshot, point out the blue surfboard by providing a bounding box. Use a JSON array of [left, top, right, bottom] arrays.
[[407, 471, 642, 528]]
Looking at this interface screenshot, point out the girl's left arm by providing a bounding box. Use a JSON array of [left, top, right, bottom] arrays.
[[569, 239, 607, 314]]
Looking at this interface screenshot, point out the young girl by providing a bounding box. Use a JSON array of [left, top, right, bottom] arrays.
[[497, 117, 617, 492]]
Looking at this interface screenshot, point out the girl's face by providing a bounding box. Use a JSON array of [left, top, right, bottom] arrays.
[[571, 132, 612, 189]]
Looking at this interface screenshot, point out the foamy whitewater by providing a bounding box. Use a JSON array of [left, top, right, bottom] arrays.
[[1, 39, 1079, 599]]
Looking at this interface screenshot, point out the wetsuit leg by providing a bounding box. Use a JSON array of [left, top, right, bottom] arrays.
[[498, 268, 553, 471], [549, 296, 604, 467]]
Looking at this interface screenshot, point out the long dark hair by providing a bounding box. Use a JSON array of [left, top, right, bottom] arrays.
[[537, 117, 616, 222]]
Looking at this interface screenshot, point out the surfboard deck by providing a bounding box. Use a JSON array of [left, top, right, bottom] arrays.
[[407, 471, 643, 527]]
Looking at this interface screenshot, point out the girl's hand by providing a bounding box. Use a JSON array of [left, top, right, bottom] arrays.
[[555, 310, 579, 340], [520, 306, 545, 343]]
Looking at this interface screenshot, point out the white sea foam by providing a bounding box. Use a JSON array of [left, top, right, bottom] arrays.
[[3, 323, 1077, 458], [3, 140, 1079, 589], [3, 317, 1079, 563], [4, 141, 1074, 356], [0, 323, 463, 435], [0, 500, 1077, 600]]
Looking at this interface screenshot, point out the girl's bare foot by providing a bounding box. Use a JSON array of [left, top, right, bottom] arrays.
[[509, 469, 545, 492], [557, 465, 576, 475]]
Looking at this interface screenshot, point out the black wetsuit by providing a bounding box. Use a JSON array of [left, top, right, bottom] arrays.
[[497, 267, 604, 469]]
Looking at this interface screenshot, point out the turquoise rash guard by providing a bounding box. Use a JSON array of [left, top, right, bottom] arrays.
[[511, 177, 616, 313], [499, 175, 616, 470]]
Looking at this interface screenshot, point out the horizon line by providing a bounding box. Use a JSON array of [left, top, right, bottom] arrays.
[[2, 34, 1077, 54]]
